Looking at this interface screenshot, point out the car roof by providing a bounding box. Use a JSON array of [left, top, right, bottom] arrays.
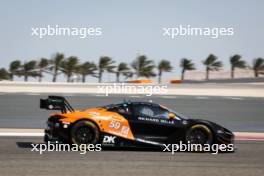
[[101, 101, 160, 109]]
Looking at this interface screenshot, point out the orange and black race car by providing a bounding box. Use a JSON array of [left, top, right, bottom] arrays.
[[41, 96, 234, 148]]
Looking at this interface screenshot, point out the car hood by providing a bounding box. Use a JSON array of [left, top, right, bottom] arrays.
[[187, 118, 233, 134]]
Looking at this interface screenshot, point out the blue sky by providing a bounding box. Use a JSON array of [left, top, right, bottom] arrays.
[[0, 0, 263, 82]]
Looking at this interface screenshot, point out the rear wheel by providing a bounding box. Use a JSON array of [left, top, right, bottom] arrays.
[[186, 124, 213, 145], [71, 120, 100, 145]]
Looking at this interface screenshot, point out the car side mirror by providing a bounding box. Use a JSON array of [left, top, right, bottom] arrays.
[[168, 112, 176, 120]]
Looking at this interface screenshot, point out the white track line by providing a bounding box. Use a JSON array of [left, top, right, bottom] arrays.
[[62, 94, 75, 97], [0, 128, 43, 136], [95, 94, 107, 97], [159, 96, 178, 99], [225, 97, 244, 100], [129, 95, 141, 98], [0, 132, 44, 137], [26, 93, 41, 96], [195, 96, 210, 99]]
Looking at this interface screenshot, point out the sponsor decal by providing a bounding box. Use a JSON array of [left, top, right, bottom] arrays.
[[120, 126, 129, 136], [103, 135, 116, 144], [109, 120, 121, 129], [108, 120, 130, 137], [138, 117, 174, 124]]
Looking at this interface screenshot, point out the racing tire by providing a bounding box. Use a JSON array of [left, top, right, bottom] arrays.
[[71, 120, 100, 145], [186, 124, 213, 146]]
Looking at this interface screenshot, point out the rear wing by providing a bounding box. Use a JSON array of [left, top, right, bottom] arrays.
[[40, 96, 74, 113]]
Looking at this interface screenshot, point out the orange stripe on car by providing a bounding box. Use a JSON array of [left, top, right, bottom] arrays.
[[56, 108, 135, 140]]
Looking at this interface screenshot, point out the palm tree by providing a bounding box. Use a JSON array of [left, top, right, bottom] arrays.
[[21, 60, 38, 82], [77, 61, 97, 82], [131, 55, 156, 78], [98, 56, 115, 83], [157, 60, 172, 83], [61, 56, 79, 82], [202, 54, 223, 80], [50, 53, 64, 82], [9, 60, 21, 81], [116, 62, 131, 82], [0, 68, 10, 80], [230, 55, 246, 78], [180, 58, 195, 80], [252, 58, 264, 77], [38, 58, 49, 82]]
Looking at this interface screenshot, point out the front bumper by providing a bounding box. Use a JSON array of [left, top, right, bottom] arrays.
[[216, 129, 234, 144]]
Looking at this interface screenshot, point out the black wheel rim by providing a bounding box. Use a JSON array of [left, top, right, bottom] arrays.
[[75, 127, 95, 144], [187, 128, 209, 145]]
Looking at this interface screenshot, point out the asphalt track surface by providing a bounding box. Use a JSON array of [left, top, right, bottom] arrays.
[[0, 137, 263, 176], [0, 93, 263, 132]]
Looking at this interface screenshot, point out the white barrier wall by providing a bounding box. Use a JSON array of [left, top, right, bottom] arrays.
[[0, 81, 264, 97]]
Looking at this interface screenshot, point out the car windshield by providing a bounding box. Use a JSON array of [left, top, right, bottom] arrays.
[[168, 109, 189, 120]]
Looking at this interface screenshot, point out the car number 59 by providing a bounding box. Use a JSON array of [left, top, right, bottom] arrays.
[[109, 120, 121, 129]]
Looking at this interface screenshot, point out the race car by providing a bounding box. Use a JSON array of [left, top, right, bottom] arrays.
[[41, 96, 234, 148]]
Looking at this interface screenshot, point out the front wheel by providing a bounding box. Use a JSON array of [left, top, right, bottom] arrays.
[[186, 124, 213, 145], [71, 120, 100, 145]]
